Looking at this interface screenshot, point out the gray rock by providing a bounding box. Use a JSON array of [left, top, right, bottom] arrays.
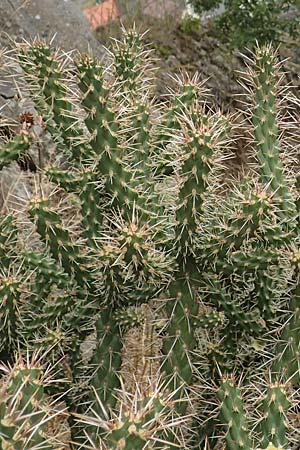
[[0, 0, 105, 58]]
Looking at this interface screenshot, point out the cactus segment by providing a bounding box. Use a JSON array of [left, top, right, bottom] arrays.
[[258, 382, 290, 449], [22, 250, 70, 292], [77, 386, 184, 450], [0, 274, 21, 358], [90, 308, 122, 415], [75, 54, 114, 156], [78, 174, 104, 247], [0, 132, 32, 171], [249, 46, 295, 219], [76, 55, 145, 218], [218, 378, 252, 450], [17, 41, 89, 162], [0, 215, 18, 270], [272, 250, 300, 384], [175, 111, 226, 264], [44, 165, 80, 192], [110, 27, 155, 98], [252, 270, 276, 322], [127, 101, 152, 183], [97, 216, 173, 304], [0, 356, 54, 449], [155, 73, 206, 163], [206, 274, 263, 337], [46, 166, 104, 247], [201, 187, 274, 264], [28, 197, 90, 287], [217, 247, 281, 275], [161, 277, 198, 410], [101, 396, 167, 450]]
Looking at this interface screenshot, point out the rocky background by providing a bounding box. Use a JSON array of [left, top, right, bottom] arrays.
[[0, 0, 104, 54]]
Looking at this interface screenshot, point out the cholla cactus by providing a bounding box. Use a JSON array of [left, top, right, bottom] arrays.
[[0, 29, 299, 449]]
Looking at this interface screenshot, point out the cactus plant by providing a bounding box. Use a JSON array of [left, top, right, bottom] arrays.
[[0, 29, 299, 449]]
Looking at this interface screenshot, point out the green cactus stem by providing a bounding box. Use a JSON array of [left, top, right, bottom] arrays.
[[17, 41, 90, 163], [200, 187, 275, 265], [110, 27, 155, 99], [272, 249, 300, 384], [27, 197, 91, 287], [0, 274, 21, 359], [90, 308, 122, 415], [217, 377, 252, 450], [257, 382, 290, 449], [0, 355, 55, 449], [161, 276, 198, 411], [175, 110, 226, 266], [0, 127, 33, 170], [249, 46, 295, 221], [0, 215, 19, 270]]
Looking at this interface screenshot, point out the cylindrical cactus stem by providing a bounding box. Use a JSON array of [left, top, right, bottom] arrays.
[[75, 55, 147, 219], [76, 385, 183, 450], [217, 247, 281, 276], [0, 215, 18, 270], [44, 165, 80, 192], [247, 45, 295, 221], [110, 27, 156, 99], [201, 186, 275, 265], [217, 377, 252, 450], [161, 275, 198, 414], [0, 274, 22, 360], [75, 53, 115, 156], [204, 273, 264, 350], [20, 250, 94, 378], [175, 110, 227, 266], [46, 165, 104, 247], [97, 216, 173, 304], [252, 270, 276, 322], [155, 73, 207, 153], [256, 381, 290, 449], [22, 249, 70, 290], [127, 101, 152, 178], [0, 354, 55, 449], [17, 41, 90, 163], [27, 196, 90, 287], [78, 171, 104, 247], [272, 249, 300, 384], [0, 123, 33, 170], [102, 395, 167, 450], [90, 307, 122, 416]]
